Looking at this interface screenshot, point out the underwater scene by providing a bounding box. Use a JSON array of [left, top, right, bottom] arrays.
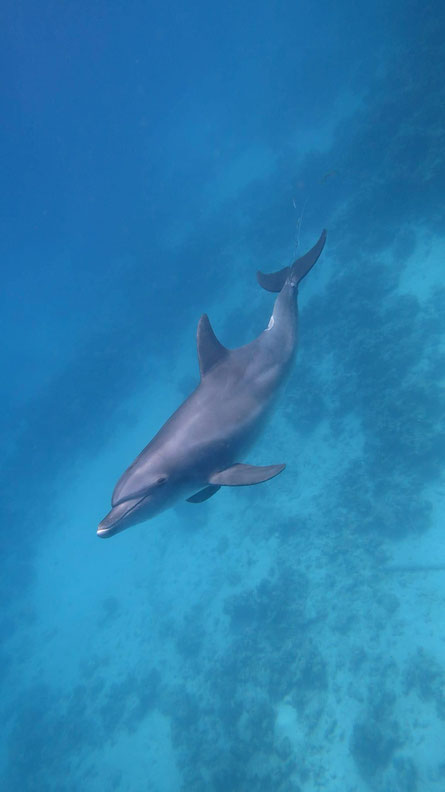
[[1, 1, 445, 790]]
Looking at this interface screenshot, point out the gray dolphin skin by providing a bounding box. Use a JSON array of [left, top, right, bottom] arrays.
[[98, 230, 327, 538]]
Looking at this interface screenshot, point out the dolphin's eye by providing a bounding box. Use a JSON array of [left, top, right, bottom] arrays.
[[156, 476, 167, 486]]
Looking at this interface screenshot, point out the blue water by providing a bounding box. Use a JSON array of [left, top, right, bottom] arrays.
[[1, 1, 445, 789]]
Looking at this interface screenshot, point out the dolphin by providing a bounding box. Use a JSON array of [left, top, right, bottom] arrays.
[[98, 230, 327, 538]]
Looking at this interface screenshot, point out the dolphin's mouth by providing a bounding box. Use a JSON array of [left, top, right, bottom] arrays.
[[97, 493, 148, 538]]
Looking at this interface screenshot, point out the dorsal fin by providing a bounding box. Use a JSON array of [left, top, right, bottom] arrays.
[[197, 314, 228, 377]]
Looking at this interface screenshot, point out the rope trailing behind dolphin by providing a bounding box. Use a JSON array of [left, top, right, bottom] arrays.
[[98, 230, 327, 538]]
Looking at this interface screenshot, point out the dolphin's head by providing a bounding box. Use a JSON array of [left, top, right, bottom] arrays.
[[97, 452, 184, 538], [97, 484, 167, 537]]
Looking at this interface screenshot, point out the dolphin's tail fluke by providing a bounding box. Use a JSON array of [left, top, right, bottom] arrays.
[[257, 229, 327, 293]]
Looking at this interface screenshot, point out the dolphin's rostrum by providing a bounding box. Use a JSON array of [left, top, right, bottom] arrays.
[[98, 230, 327, 538]]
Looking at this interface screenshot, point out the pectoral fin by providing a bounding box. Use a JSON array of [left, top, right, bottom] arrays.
[[209, 463, 285, 487], [186, 485, 221, 503]]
